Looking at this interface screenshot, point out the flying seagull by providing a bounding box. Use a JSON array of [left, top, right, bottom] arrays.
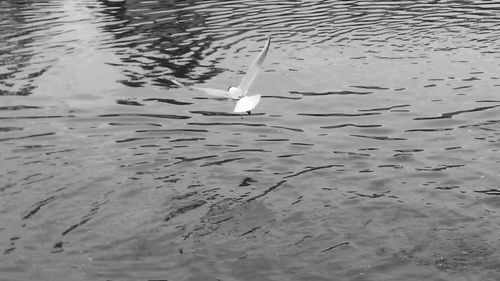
[[172, 37, 271, 114]]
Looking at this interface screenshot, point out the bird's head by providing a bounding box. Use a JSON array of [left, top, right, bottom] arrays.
[[228, 86, 243, 99]]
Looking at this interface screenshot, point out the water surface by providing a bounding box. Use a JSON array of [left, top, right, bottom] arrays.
[[1, 0, 500, 280]]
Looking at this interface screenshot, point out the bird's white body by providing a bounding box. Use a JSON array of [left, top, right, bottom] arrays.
[[173, 37, 271, 114], [234, 95, 261, 113]]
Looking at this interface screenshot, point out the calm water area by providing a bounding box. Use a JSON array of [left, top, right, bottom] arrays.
[[1, 0, 500, 280]]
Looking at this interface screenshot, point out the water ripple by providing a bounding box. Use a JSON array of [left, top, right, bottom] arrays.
[[414, 105, 500, 120], [2, 1, 500, 280], [99, 113, 191, 119], [3, 0, 500, 94], [289, 90, 372, 96]]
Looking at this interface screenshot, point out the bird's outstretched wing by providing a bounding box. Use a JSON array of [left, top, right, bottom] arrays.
[[234, 95, 261, 113], [236, 37, 271, 95], [170, 78, 230, 98], [191, 87, 230, 98]]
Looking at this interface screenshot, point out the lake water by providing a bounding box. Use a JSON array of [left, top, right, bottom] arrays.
[[1, 0, 500, 280]]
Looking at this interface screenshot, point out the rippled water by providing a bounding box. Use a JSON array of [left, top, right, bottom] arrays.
[[1, 0, 500, 280]]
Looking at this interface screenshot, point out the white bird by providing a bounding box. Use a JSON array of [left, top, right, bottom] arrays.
[[172, 36, 271, 115]]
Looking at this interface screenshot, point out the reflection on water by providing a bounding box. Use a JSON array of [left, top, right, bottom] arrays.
[[1, 0, 500, 280]]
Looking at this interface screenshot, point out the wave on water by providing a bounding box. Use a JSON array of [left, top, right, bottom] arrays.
[[1, 1, 500, 280]]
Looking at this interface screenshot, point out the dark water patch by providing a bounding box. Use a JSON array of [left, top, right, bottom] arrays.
[[153, 174, 181, 184], [0, 132, 55, 142], [416, 164, 465, 172], [453, 85, 473, 90], [143, 98, 192, 105], [228, 148, 268, 153], [414, 105, 499, 120], [354, 190, 391, 198], [474, 189, 500, 196], [291, 142, 314, 146], [435, 185, 460, 190], [283, 164, 343, 179], [116, 137, 155, 143], [120, 161, 151, 168], [0, 183, 17, 192], [351, 134, 407, 141], [476, 100, 500, 103], [298, 112, 381, 117], [289, 90, 372, 96], [463, 77, 480, 81], [172, 191, 198, 201], [118, 80, 146, 88], [62, 200, 107, 236], [45, 148, 77, 156], [392, 153, 416, 162], [373, 55, 405, 60], [116, 99, 144, 106], [99, 113, 190, 119], [0, 115, 75, 120], [139, 144, 158, 148], [109, 122, 162, 127], [172, 155, 218, 164], [212, 216, 234, 225], [378, 164, 404, 169], [277, 153, 304, 158], [163, 200, 207, 222], [169, 137, 205, 143], [255, 138, 289, 142], [188, 122, 266, 127], [352, 145, 377, 151], [200, 157, 244, 167], [136, 128, 207, 133], [321, 242, 350, 253], [265, 95, 301, 100], [333, 150, 371, 157], [239, 177, 257, 187], [0, 105, 40, 111], [459, 119, 500, 129], [51, 241, 64, 253], [246, 180, 287, 203], [405, 128, 454, 132], [22, 195, 57, 220], [190, 111, 264, 117], [321, 124, 382, 129], [192, 97, 228, 101], [240, 226, 262, 237], [359, 169, 374, 173], [0, 127, 23, 132], [11, 144, 55, 152], [294, 234, 313, 246], [394, 149, 424, 153], [359, 104, 411, 112], [350, 85, 390, 90], [269, 125, 303, 132]]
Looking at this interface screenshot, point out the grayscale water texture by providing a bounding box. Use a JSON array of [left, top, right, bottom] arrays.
[[1, 0, 500, 280]]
